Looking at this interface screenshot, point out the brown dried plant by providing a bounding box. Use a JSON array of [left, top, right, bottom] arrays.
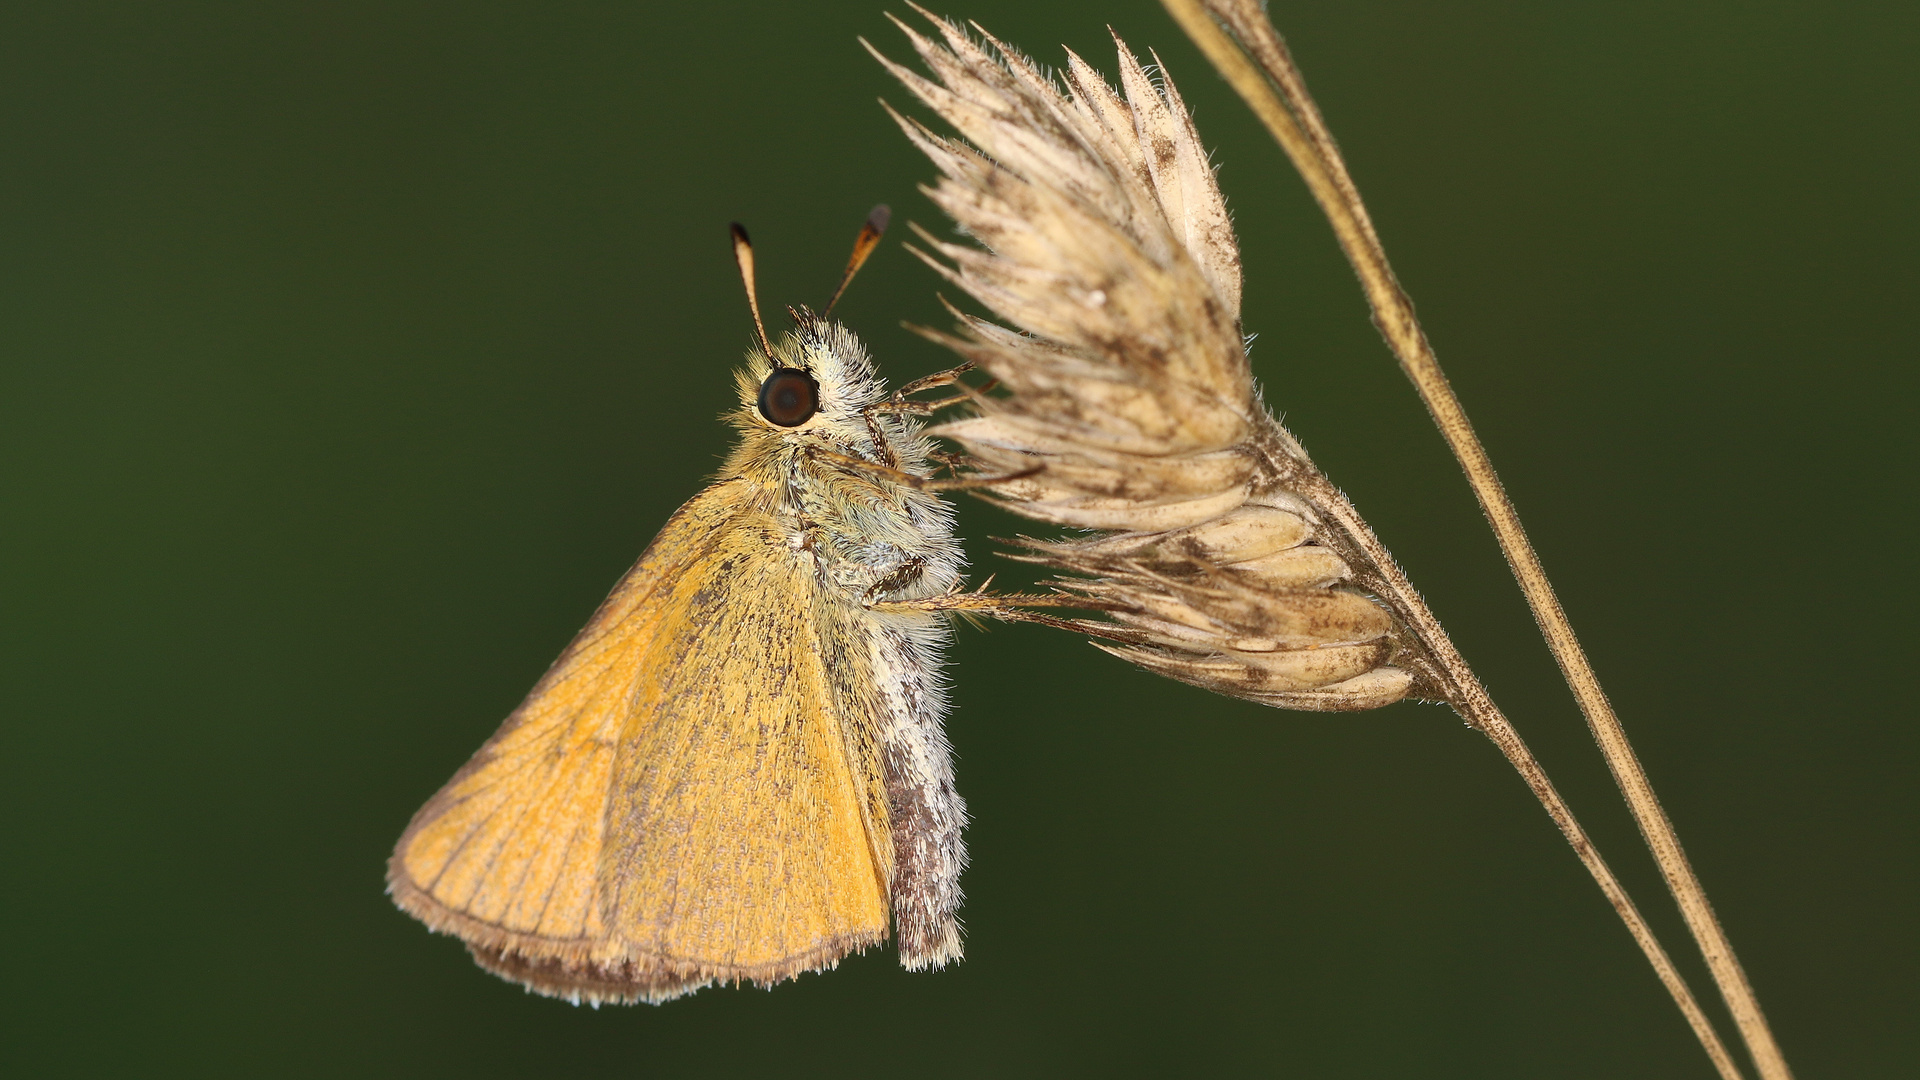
[[869, 8, 1787, 1079]]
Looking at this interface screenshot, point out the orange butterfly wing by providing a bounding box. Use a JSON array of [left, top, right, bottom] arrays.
[[388, 478, 892, 1002]]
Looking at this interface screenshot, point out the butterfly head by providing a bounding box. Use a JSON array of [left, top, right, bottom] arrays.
[[736, 310, 882, 425], [721, 210, 927, 473]]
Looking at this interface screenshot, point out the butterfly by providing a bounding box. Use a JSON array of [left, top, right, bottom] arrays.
[[387, 208, 1028, 1003]]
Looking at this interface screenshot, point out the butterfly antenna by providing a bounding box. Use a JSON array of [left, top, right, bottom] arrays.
[[729, 222, 776, 357], [822, 204, 891, 318]]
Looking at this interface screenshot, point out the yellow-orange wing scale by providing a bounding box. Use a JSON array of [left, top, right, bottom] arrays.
[[387, 479, 892, 1002]]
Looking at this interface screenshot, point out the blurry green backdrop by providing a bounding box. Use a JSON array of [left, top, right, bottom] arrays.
[[5, 2, 1914, 1077]]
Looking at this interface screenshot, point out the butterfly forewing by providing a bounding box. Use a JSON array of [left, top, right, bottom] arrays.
[[389, 480, 891, 1002], [603, 504, 892, 974]]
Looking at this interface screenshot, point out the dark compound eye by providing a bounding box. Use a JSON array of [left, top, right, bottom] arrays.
[[757, 368, 819, 427]]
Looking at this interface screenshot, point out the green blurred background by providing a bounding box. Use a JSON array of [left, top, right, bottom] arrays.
[[5, 1, 1914, 1076]]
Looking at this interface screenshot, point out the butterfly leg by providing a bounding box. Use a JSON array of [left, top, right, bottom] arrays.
[[869, 588, 1153, 645], [812, 445, 1043, 493], [891, 361, 976, 399], [863, 556, 928, 603], [865, 363, 1001, 420]]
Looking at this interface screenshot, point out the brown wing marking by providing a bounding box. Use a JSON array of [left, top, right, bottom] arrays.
[[387, 479, 894, 1003]]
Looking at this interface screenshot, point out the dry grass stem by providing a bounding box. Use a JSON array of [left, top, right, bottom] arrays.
[[871, 9, 1755, 1077], [1160, 2, 1793, 1077]]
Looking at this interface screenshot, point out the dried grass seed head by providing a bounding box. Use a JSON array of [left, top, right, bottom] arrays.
[[875, 11, 1417, 711]]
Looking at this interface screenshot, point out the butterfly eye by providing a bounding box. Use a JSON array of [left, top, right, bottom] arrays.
[[757, 368, 819, 427]]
